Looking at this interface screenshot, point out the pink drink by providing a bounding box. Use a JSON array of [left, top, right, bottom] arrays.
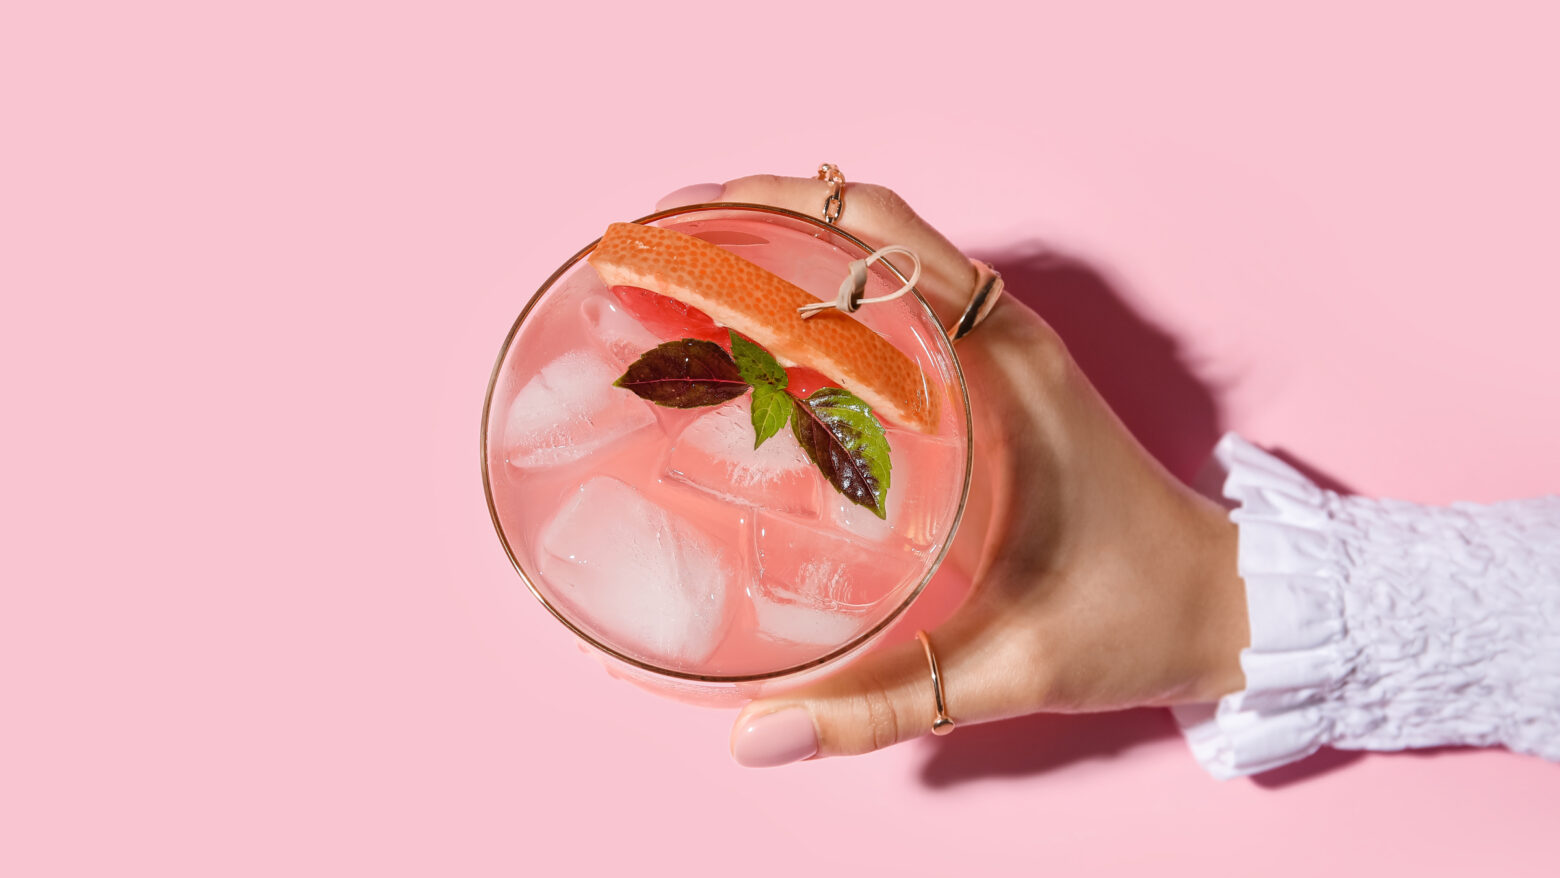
[[482, 207, 970, 694]]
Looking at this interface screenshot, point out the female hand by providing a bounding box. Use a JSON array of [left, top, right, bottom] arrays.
[[657, 176, 1251, 766]]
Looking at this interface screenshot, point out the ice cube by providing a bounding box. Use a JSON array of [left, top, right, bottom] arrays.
[[664, 397, 819, 515], [828, 430, 965, 548], [750, 510, 922, 646], [538, 476, 735, 665], [505, 350, 656, 469], [581, 294, 661, 367], [750, 587, 863, 648]]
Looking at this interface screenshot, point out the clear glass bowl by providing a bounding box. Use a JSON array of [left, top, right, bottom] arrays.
[[480, 203, 972, 705]]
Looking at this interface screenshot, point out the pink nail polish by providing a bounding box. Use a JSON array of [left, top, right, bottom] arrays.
[[656, 182, 724, 211], [732, 707, 818, 768]]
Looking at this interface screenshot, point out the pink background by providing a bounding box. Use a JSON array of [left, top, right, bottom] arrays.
[[5, 2, 1558, 875]]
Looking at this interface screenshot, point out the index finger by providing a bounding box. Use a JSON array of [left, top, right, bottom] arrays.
[[692, 174, 981, 327]]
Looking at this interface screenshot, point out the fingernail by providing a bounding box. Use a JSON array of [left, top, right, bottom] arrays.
[[732, 707, 818, 768], [656, 182, 723, 211]]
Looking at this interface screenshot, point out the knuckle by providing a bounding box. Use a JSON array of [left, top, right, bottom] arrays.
[[864, 686, 902, 752], [852, 183, 917, 224], [1010, 316, 1073, 387], [984, 310, 1075, 391], [837, 670, 904, 755], [724, 173, 783, 197], [1032, 328, 1075, 386], [1015, 628, 1078, 710]]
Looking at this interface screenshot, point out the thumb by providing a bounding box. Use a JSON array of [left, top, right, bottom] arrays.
[[729, 620, 994, 767]]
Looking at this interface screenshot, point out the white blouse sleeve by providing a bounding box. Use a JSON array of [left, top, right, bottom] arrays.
[[1173, 433, 1560, 780]]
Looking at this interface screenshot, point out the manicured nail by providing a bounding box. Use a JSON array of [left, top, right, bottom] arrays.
[[732, 707, 818, 768], [656, 182, 724, 211]]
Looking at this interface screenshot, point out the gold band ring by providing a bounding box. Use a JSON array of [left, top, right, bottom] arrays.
[[949, 260, 1004, 343], [915, 630, 956, 736]]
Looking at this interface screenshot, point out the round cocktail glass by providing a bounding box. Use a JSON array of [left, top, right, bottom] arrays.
[[481, 204, 972, 705]]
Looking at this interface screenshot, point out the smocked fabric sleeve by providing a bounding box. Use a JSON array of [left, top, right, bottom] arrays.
[[1172, 433, 1560, 780]]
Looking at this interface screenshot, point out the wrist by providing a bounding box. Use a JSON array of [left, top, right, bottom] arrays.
[[1186, 499, 1248, 702]]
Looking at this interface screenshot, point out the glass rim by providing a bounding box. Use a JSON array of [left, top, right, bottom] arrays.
[[479, 202, 975, 683]]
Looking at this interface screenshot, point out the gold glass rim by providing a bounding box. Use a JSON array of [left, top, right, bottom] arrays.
[[479, 202, 975, 684]]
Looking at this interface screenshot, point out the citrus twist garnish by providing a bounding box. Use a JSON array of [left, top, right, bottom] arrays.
[[588, 222, 937, 433]]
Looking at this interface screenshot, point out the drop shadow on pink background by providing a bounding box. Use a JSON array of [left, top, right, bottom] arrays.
[[919, 708, 1181, 787], [914, 244, 1378, 790], [972, 245, 1223, 483]]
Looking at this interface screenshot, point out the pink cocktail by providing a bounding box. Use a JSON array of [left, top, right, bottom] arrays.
[[481, 205, 971, 703]]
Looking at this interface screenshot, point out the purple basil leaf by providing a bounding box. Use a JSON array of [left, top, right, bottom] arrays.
[[789, 387, 892, 518], [613, 339, 748, 408]]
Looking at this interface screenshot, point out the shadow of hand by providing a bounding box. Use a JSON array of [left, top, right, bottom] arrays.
[[974, 244, 1223, 482], [919, 708, 1180, 788]]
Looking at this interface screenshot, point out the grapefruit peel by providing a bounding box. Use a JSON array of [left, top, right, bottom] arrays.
[[588, 222, 937, 434]]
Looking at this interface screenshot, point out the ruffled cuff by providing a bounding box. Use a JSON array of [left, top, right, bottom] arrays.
[[1175, 433, 1560, 779], [1173, 434, 1348, 779]]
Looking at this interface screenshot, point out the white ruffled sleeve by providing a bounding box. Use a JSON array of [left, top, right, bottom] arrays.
[[1172, 434, 1560, 779]]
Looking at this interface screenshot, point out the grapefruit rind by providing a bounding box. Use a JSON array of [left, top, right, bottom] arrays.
[[587, 222, 937, 433]]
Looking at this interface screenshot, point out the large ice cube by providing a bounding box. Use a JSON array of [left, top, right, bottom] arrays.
[[504, 350, 656, 469], [538, 476, 734, 665], [828, 430, 965, 548], [581, 294, 661, 367], [750, 510, 922, 647], [664, 397, 819, 515]]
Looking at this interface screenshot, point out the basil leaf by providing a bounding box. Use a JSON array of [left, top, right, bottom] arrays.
[[749, 385, 793, 449], [789, 387, 892, 518], [730, 331, 787, 390], [613, 339, 748, 408]]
